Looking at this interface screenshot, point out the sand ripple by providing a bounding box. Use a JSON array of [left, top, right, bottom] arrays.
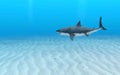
[[0, 36, 120, 75]]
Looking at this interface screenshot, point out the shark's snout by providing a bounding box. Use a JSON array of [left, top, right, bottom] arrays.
[[56, 29, 61, 32]]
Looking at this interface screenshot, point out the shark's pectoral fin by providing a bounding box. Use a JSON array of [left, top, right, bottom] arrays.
[[84, 33, 89, 36], [69, 33, 75, 40]]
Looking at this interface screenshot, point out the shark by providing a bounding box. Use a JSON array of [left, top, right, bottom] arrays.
[[56, 17, 107, 40]]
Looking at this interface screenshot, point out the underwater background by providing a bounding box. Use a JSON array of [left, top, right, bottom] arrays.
[[0, 0, 120, 75], [0, 0, 119, 38]]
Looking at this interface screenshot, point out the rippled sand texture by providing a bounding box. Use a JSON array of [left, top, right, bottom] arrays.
[[0, 37, 120, 75]]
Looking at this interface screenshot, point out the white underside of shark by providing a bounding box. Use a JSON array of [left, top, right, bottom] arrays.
[[59, 28, 101, 37]]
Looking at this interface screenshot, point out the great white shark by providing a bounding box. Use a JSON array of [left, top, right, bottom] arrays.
[[56, 17, 107, 40]]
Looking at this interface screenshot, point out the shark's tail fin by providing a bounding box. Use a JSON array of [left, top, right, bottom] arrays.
[[99, 17, 107, 30]]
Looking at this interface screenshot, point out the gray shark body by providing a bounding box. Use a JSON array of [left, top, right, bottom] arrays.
[[56, 17, 107, 40]]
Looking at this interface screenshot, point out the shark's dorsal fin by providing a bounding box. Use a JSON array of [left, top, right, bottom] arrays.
[[76, 21, 81, 27], [69, 33, 75, 41]]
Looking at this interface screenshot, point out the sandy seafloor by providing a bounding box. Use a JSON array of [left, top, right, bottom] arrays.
[[0, 36, 120, 75]]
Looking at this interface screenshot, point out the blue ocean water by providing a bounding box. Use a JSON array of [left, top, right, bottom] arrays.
[[0, 0, 120, 38], [0, 1, 120, 74]]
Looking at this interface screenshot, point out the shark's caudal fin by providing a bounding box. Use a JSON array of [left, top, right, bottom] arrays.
[[99, 17, 107, 30]]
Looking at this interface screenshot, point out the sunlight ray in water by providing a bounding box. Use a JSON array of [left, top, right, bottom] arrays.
[[28, 0, 33, 23], [78, 0, 87, 20]]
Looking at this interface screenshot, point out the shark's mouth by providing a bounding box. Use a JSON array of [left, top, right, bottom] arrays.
[[59, 33, 69, 36]]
